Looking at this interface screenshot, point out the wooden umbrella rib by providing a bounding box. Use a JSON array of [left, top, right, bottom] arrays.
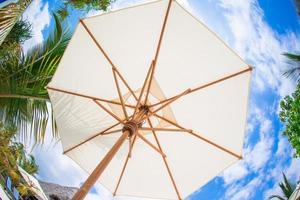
[[93, 99, 125, 124], [144, 0, 173, 104], [128, 137, 132, 158], [133, 61, 154, 117], [113, 153, 130, 196], [63, 122, 121, 154], [112, 69, 129, 120], [150, 89, 191, 116], [136, 132, 166, 157], [80, 20, 116, 69], [149, 94, 177, 108], [114, 69, 138, 101], [189, 66, 252, 94], [47, 86, 135, 108], [101, 129, 123, 135], [147, 119, 182, 200], [80, 19, 137, 104], [129, 134, 137, 158], [187, 131, 242, 159], [144, 59, 156, 105], [153, 113, 185, 130], [153, 113, 183, 129], [154, 0, 173, 62], [153, 113, 242, 159], [113, 134, 138, 196], [149, 66, 252, 108], [141, 127, 191, 132]]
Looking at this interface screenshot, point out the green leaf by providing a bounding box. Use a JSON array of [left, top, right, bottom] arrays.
[[283, 53, 300, 81], [0, 14, 71, 145]]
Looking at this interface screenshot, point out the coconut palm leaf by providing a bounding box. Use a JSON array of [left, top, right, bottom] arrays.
[[0, 122, 39, 195], [68, 0, 114, 11], [18, 154, 38, 175], [56, 0, 115, 20], [295, 0, 300, 16], [269, 173, 296, 200], [0, 0, 32, 46], [283, 53, 300, 81], [0, 18, 32, 58], [0, 14, 71, 145], [279, 173, 296, 199]]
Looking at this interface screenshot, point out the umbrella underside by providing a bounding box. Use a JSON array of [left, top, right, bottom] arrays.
[[47, 0, 252, 199]]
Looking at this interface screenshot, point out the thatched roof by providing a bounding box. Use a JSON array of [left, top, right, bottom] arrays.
[[38, 181, 78, 200]]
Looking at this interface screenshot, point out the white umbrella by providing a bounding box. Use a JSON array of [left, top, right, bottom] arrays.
[[47, 0, 252, 199], [18, 167, 48, 200]]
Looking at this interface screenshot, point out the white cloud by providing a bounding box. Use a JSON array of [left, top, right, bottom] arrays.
[[201, 0, 300, 198], [110, 0, 194, 14], [222, 162, 248, 185], [263, 158, 300, 199], [216, 104, 275, 199], [33, 137, 114, 200], [264, 183, 284, 200], [276, 136, 291, 157], [234, 177, 262, 200], [110, 0, 151, 10], [286, 158, 300, 183], [224, 176, 262, 200], [176, 0, 197, 14], [245, 134, 273, 172], [217, 0, 298, 97], [243, 117, 273, 171], [22, 0, 51, 52], [29, 105, 112, 200]]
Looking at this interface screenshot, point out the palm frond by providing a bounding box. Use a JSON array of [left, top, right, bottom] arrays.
[[18, 154, 38, 175], [0, 0, 32, 46], [279, 173, 296, 198], [284, 53, 300, 61], [269, 173, 297, 200], [0, 14, 71, 145], [283, 53, 300, 81], [295, 0, 300, 16]]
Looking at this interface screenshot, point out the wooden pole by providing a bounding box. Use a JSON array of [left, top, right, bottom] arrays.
[[72, 131, 129, 200]]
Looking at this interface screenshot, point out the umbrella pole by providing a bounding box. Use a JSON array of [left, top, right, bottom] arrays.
[[72, 130, 130, 200]]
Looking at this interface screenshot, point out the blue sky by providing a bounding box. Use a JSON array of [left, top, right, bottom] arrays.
[[22, 0, 300, 199]]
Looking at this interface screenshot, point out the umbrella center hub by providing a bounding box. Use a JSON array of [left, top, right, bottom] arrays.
[[122, 121, 138, 137], [122, 105, 149, 136]]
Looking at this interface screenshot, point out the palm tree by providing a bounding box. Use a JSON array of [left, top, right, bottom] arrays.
[[0, 18, 32, 63], [0, 0, 32, 45], [0, 122, 38, 195], [269, 173, 296, 200], [282, 1, 300, 81], [283, 53, 300, 82], [57, 0, 114, 20], [68, 0, 113, 11], [17, 152, 38, 175], [0, 14, 71, 144], [295, 0, 300, 16]]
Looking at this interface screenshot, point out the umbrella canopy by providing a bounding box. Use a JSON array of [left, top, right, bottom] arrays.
[[47, 0, 252, 199], [18, 167, 48, 200]]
